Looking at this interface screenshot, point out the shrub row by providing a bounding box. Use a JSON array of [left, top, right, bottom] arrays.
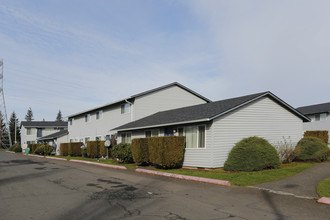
[[60, 142, 84, 156], [86, 141, 106, 158], [131, 136, 185, 169], [304, 130, 329, 144], [111, 143, 133, 163]]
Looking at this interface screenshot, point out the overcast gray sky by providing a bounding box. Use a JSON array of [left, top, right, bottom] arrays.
[[1, 0, 329, 121]]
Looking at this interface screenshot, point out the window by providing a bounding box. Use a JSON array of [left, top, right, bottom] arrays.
[[70, 118, 74, 125], [145, 130, 159, 137], [121, 103, 130, 114], [27, 141, 35, 145], [121, 133, 131, 144], [320, 113, 327, 121], [70, 139, 74, 143], [315, 114, 320, 121], [85, 137, 90, 144], [96, 136, 102, 141], [85, 114, 91, 122], [178, 128, 184, 136], [185, 125, 205, 148], [26, 128, 35, 135], [79, 138, 84, 142], [96, 110, 103, 120]]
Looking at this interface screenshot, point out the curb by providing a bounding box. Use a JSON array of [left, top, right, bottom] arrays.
[[5, 151, 15, 154], [136, 168, 231, 186], [70, 159, 127, 170], [318, 197, 330, 205], [26, 154, 44, 158], [45, 156, 67, 161]]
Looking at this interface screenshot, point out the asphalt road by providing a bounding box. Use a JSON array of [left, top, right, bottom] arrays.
[[1, 151, 329, 220]]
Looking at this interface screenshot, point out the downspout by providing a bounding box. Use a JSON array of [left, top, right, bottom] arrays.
[[125, 99, 134, 121]]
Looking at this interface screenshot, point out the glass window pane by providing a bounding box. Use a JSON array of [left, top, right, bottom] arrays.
[[198, 126, 205, 148], [178, 128, 184, 136], [315, 114, 320, 121], [145, 131, 151, 137], [185, 126, 197, 148], [320, 113, 326, 121], [152, 130, 159, 137]]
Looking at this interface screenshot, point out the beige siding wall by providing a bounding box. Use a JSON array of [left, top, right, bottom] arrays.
[[207, 97, 303, 168], [68, 103, 131, 142], [133, 86, 207, 120]]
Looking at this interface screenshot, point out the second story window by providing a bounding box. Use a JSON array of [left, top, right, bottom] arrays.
[[85, 114, 91, 122], [26, 128, 34, 135], [121, 103, 130, 114], [96, 110, 103, 120], [69, 118, 74, 125]]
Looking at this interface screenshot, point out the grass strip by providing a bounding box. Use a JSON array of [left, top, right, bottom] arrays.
[[152, 162, 315, 186], [317, 178, 330, 197]]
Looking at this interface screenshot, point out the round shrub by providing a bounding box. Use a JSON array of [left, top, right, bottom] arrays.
[[13, 144, 22, 153], [34, 144, 53, 155], [224, 136, 281, 171], [111, 143, 133, 163], [295, 137, 328, 161]]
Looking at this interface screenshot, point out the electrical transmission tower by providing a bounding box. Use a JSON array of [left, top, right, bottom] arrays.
[[0, 60, 12, 149]]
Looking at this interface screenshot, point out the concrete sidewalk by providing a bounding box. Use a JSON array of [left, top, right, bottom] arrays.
[[253, 161, 330, 199]]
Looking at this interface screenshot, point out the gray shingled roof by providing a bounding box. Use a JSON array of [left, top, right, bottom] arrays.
[[21, 121, 68, 128], [297, 102, 330, 115], [114, 91, 309, 131], [37, 130, 69, 141], [68, 82, 211, 118]]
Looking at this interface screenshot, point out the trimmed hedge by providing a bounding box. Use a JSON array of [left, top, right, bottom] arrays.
[[131, 136, 185, 169], [295, 137, 329, 161], [224, 136, 281, 171], [68, 142, 83, 156], [28, 144, 39, 154], [111, 143, 133, 163], [313, 148, 330, 162], [86, 141, 106, 158], [304, 130, 328, 144], [60, 143, 69, 156], [131, 138, 149, 165]]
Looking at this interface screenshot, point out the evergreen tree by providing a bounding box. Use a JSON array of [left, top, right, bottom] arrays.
[[56, 110, 63, 121], [25, 107, 34, 121], [9, 111, 21, 144], [0, 111, 9, 148]]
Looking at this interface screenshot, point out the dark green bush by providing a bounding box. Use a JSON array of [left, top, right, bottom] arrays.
[[68, 142, 83, 156], [82, 148, 88, 157], [304, 130, 328, 144], [131, 138, 149, 165], [224, 136, 281, 171], [8, 145, 15, 151], [13, 144, 22, 153], [111, 143, 133, 163], [313, 148, 330, 162], [60, 143, 69, 156], [34, 144, 53, 155], [295, 137, 328, 161]]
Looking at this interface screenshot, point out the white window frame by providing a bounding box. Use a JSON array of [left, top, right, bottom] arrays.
[[121, 103, 131, 114], [85, 137, 90, 144], [184, 125, 206, 149], [145, 129, 159, 137], [121, 132, 132, 144], [96, 110, 103, 120], [70, 118, 74, 125]]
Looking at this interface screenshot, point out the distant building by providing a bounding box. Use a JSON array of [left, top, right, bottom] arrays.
[[297, 102, 330, 146], [20, 121, 68, 150]]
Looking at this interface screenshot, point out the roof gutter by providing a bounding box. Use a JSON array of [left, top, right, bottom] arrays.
[[112, 118, 210, 132]]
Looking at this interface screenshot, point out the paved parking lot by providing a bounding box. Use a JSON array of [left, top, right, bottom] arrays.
[[1, 151, 329, 220]]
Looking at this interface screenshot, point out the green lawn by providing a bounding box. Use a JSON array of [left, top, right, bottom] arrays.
[[153, 162, 315, 186], [317, 178, 330, 197]]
